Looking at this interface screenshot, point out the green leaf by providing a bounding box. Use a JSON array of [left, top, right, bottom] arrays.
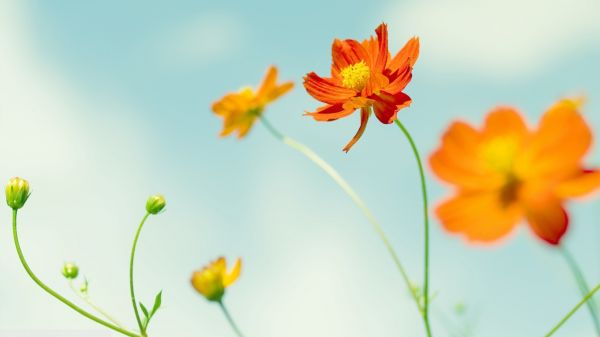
[[139, 302, 149, 318], [150, 291, 162, 317]]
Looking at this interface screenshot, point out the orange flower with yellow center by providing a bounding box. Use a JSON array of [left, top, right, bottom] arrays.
[[212, 66, 294, 138], [430, 99, 600, 245], [191, 257, 241, 302], [304, 23, 419, 152]]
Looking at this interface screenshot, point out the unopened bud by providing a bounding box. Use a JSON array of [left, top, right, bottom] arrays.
[[6, 177, 30, 210], [146, 194, 166, 214], [62, 262, 79, 279]]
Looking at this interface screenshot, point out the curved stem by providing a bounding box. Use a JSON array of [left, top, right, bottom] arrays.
[[219, 300, 246, 337], [11, 209, 140, 337], [259, 116, 422, 311], [546, 283, 600, 337], [130, 212, 150, 336], [394, 119, 433, 337], [560, 247, 600, 335], [68, 279, 127, 329]]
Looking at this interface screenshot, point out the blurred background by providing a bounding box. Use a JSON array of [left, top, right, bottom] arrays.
[[0, 0, 599, 336]]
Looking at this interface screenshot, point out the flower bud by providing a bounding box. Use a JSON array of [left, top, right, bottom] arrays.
[[6, 177, 30, 210], [62, 262, 79, 279], [146, 194, 166, 214]]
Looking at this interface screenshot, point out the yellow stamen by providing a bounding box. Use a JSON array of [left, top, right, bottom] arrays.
[[341, 61, 370, 91], [481, 137, 519, 173]]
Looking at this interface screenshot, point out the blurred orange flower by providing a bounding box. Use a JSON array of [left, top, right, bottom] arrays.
[[430, 99, 600, 245], [212, 66, 294, 138], [303, 23, 419, 152], [191, 257, 241, 302]]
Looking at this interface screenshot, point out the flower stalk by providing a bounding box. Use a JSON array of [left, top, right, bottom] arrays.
[[11, 209, 140, 337], [395, 118, 433, 337]]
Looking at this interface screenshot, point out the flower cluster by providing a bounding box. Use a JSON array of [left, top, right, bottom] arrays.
[[4, 22, 600, 337]]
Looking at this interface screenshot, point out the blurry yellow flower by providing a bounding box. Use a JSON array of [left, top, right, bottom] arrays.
[[6, 177, 30, 210], [191, 257, 241, 302], [212, 66, 294, 138]]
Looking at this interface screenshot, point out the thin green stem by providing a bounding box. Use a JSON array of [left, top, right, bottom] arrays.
[[218, 300, 246, 337], [259, 116, 422, 312], [394, 118, 433, 337], [11, 209, 140, 337], [68, 279, 126, 329], [546, 283, 600, 337], [560, 247, 600, 335], [130, 212, 150, 336]]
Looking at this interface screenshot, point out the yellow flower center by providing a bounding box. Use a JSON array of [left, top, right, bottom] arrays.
[[481, 137, 519, 173], [340, 61, 370, 91]]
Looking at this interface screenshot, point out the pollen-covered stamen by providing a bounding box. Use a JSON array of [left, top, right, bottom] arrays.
[[340, 61, 370, 91]]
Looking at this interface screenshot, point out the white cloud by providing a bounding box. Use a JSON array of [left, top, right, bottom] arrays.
[[155, 12, 244, 68], [385, 0, 600, 79]]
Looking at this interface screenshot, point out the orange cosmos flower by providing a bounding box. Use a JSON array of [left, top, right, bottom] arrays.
[[191, 257, 241, 302], [430, 99, 600, 245], [303, 23, 419, 152], [212, 66, 294, 138]]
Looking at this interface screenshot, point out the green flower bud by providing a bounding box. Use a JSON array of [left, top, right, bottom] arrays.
[[146, 194, 166, 214], [62, 262, 79, 279], [6, 177, 30, 210]]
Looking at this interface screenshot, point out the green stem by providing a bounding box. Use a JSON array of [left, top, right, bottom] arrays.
[[11, 209, 140, 337], [546, 283, 600, 337], [560, 247, 600, 335], [259, 116, 422, 312], [130, 212, 150, 336], [68, 279, 127, 329], [219, 300, 246, 337], [394, 119, 433, 337]]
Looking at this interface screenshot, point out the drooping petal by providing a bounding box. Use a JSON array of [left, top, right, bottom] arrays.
[[436, 191, 522, 243], [223, 258, 241, 287], [523, 99, 592, 180], [303, 72, 356, 105], [388, 36, 420, 72], [522, 189, 568, 245], [343, 107, 371, 152], [305, 104, 356, 121], [555, 169, 600, 198], [429, 121, 501, 190], [372, 90, 411, 124]]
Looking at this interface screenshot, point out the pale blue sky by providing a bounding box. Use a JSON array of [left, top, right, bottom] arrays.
[[0, 0, 599, 336]]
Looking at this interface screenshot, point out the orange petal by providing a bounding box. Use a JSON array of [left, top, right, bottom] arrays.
[[383, 63, 412, 94], [256, 66, 294, 105], [223, 258, 241, 287], [482, 106, 528, 138], [522, 191, 568, 245], [555, 169, 600, 198], [388, 36, 420, 72], [373, 23, 389, 72], [343, 107, 370, 152], [436, 191, 522, 243], [256, 66, 278, 98], [372, 90, 411, 124], [305, 104, 356, 122], [303, 72, 356, 105], [430, 121, 501, 190], [524, 99, 592, 180], [331, 39, 371, 75]]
